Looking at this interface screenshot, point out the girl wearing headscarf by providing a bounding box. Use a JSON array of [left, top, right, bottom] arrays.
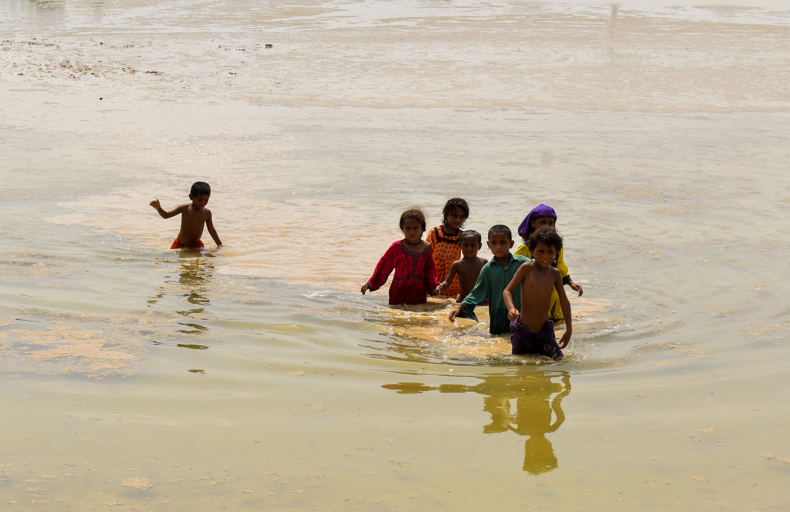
[[514, 204, 583, 325]]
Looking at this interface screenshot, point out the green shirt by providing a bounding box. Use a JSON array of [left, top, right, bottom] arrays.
[[459, 253, 531, 335]]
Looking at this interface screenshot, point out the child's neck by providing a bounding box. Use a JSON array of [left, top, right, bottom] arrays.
[[494, 253, 510, 266], [442, 222, 459, 235]]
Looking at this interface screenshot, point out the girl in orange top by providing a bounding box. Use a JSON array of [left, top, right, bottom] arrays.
[[426, 198, 469, 300]]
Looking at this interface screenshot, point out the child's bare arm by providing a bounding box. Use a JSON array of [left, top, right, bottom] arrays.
[[503, 266, 526, 321], [150, 200, 184, 219], [434, 261, 460, 295], [205, 210, 222, 246], [555, 271, 573, 348]]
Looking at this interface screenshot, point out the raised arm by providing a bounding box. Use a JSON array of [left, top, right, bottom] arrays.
[[503, 265, 527, 321], [150, 199, 184, 219], [555, 270, 572, 348], [205, 210, 222, 246]]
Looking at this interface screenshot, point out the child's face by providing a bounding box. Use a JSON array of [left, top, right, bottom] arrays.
[[445, 208, 467, 231], [531, 216, 556, 231], [459, 237, 481, 258], [190, 194, 210, 210], [532, 242, 558, 269], [487, 233, 514, 260], [401, 218, 424, 245]]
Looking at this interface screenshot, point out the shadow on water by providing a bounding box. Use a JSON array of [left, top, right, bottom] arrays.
[[383, 367, 571, 474]]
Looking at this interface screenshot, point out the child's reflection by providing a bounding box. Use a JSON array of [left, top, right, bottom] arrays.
[[383, 369, 570, 474]]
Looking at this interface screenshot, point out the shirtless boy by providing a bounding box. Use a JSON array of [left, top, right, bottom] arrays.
[[503, 228, 571, 360], [150, 181, 222, 249], [433, 230, 488, 302]]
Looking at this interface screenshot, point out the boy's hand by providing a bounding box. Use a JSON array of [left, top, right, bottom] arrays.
[[507, 308, 520, 321], [558, 329, 571, 348], [448, 306, 464, 323], [569, 281, 583, 297], [431, 284, 443, 296], [360, 283, 369, 295], [150, 199, 161, 210]]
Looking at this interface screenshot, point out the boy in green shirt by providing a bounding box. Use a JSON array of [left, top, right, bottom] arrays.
[[448, 225, 531, 335]]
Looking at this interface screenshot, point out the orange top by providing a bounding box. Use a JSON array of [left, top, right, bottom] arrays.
[[426, 225, 461, 297]]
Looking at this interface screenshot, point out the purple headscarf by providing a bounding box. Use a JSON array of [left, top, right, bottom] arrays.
[[517, 204, 557, 239]]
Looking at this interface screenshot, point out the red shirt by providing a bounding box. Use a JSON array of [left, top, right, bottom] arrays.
[[367, 241, 440, 305]]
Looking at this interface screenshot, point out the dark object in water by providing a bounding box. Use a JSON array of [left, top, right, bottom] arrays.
[[265, 44, 273, 48]]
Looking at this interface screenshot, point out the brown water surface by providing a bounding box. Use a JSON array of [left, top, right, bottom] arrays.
[[1, 0, 790, 509]]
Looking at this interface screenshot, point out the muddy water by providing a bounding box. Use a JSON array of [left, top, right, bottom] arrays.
[[2, 0, 790, 509]]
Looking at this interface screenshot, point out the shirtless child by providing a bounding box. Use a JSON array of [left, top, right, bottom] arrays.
[[433, 230, 487, 302], [503, 228, 571, 360], [150, 181, 223, 249]]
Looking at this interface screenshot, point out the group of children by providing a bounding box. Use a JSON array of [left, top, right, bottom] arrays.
[[361, 199, 584, 361], [151, 184, 581, 361]]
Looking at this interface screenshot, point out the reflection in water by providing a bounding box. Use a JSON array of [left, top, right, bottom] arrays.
[[384, 368, 571, 474], [174, 255, 213, 335], [148, 254, 215, 339]]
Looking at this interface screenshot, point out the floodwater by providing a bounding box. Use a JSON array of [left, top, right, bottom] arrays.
[[1, 0, 790, 509]]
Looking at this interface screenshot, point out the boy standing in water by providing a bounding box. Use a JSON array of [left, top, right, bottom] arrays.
[[448, 225, 530, 335], [150, 181, 223, 249], [434, 230, 488, 302], [503, 228, 571, 361], [427, 198, 469, 299]]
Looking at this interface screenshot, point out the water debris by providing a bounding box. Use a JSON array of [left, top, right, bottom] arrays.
[[286, 370, 305, 377], [649, 360, 677, 366], [312, 405, 324, 412], [698, 428, 716, 433], [243, 489, 256, 494], [120, 478, 153, 490], [691, 476, 708, 482], [762, 453, 790, 463]]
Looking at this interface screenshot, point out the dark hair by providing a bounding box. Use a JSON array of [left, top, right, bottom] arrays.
[[459, 229, 482, 245], [442, 198, 469, 223], [528, 227, 563, 252], [487, 225, 512, 241], [399, 207, 427, 232], [191, 181, 211, 197]]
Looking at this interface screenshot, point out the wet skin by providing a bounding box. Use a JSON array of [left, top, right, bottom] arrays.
[[150, 193, 222, 247], [434, 236, 488, 301], [503, 242, 572, 352]]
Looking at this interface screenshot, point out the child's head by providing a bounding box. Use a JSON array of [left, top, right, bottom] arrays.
[[442, 197, 469, 231], [189, 181, 212, 209], [399, 207, 427, 244], [528, 228, 563, 268], [459, 230, 482, 258], [486, 225, 514, 259], [517, 204, 557, 241], [190, 181, 211, 198]]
